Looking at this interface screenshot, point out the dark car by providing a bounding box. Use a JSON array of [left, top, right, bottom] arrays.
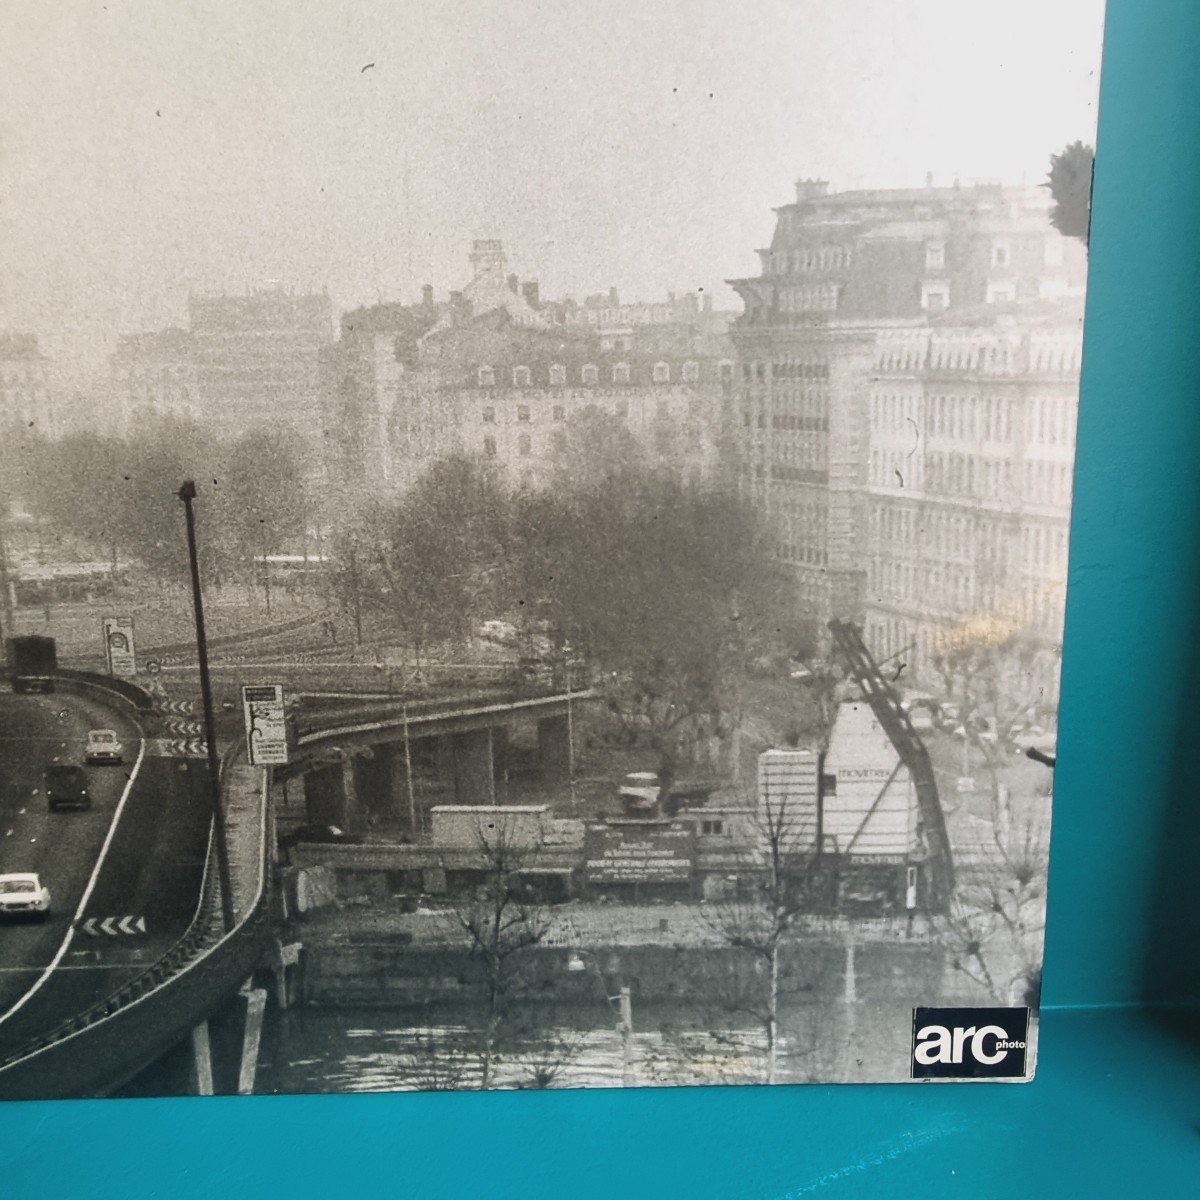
[[45, 764, 91, 812]]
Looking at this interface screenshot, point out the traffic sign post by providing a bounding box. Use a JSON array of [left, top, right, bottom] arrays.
[[102, 616, 137, 677], [242, 684, 289, 766]]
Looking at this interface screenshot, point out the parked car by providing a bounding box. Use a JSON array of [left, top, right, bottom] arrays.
[[85, 728, 123, 765], [477, 620, 518, 645], [0, 873, 51, 921], [1011, 725, 1057, 756], [45, 763, 91, 812], [618, 772, 661, 815]]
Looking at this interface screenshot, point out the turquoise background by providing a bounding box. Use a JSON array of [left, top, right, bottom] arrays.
[[2, 0, 1198, 1193]]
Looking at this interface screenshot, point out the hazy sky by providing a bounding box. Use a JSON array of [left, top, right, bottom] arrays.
[[1, 0, 1106, 377]]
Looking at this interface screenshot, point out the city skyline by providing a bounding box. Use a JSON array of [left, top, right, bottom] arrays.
[[1, 0, 1105, 378]]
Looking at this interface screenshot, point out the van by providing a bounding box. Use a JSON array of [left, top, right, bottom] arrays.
[[45, 764, 91, 812]]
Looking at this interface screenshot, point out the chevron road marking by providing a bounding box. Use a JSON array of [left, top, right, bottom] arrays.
[[80, 915, 147, 937], [148, 737, 208, 759]]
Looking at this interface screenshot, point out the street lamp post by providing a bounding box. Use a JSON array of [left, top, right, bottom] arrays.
[[177, 480, 236, 933]]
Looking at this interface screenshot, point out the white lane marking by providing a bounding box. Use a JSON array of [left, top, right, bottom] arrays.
[[0, 730, 146, 1029]]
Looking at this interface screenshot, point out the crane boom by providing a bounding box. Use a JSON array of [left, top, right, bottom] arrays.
[[827, 619, 955, 912]]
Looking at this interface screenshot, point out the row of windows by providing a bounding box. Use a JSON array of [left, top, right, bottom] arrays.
[[925, 393, 1016, 443], [923, 452, 1019, 501], [777, 285, 842, 313], [477, 361, 708, 388], [924, 238, 1064, 272], [742, 361, 832, 382], [766, 245, 852, 275]]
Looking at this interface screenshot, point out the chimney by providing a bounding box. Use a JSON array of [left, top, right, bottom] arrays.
[[507, 273, 519, 295], [521, 280, 540, 308], [449, 290, 464, 309], [702, 293, 713, 313], [925, 171, 934, 188], [422, 284, 434, 308], [608, 286, 619, 306], [794, 178, 830, 204]]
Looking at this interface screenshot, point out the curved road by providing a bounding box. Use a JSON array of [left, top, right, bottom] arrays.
[[0, 687, 211, 1069]]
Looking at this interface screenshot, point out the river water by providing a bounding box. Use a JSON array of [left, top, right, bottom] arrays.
[[253, 989, 935, 1093]]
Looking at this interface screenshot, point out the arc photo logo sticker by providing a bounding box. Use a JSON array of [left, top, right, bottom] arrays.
[[911, 1007, 1030, 1079]]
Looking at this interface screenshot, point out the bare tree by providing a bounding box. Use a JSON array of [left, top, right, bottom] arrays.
[[940, 788, 1049, 1007], [447, 818, 554, 1089], [696, 767, 820, 1084]]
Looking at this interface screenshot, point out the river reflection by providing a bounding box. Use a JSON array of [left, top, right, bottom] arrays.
[[258, 1008, 812, 1092]]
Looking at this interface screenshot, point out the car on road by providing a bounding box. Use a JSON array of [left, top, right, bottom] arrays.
[[85, 728, 123, 765], [0, 873, 51, 921], [45, 763, 92, 812]]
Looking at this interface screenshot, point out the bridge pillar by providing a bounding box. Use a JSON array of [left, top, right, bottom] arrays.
[[537, 715, 572, 786], [190, 1021, 214, 1096], [237, 985, 268, 1096], [341, 754, 366, 836], [449, 728, 496, 805]]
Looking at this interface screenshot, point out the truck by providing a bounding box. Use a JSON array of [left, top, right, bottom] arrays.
[[4, 635, 57, 694]]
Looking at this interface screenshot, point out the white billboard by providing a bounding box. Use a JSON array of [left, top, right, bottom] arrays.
[[241, 683, 289, 766], [102, 616, 137, 678]]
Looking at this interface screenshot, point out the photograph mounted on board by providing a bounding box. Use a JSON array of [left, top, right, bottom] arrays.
[[0, 0, 1106, 1097]]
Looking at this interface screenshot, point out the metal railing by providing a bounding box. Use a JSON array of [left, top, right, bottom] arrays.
[[0, 735, 273, 1097]]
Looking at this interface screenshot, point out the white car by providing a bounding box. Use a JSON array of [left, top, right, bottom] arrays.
[[0, 873, 51, 920], [85, 728, 123, 764]]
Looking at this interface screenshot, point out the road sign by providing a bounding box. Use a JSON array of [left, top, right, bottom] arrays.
[[102, 616, 137, 678], [242, 683, 289, 766], [80, 915, 147, 937]]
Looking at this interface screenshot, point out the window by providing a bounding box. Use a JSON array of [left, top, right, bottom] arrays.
[[682, 361, 700, 383], [551, 429, 567, 454], [478, 365, 495, 387], [921, 283, 950, 312], [615, 399, 629, 418], [549, 364, 566, 386], [991, 241, 1011, 268], [517, 433, 531, 457], [652, 361, 670, 383], [986, 280, 1017, 304], [701, 819, 724, 836], [552, 405, 565, 422], [513, 365, 531, 387], [612, 362, 630, 384], [482, 406, 496, 423], [483, 436, 497, 458], [925, 241, 945, 270], [517, 404, 531, 422], [581, 364, 598, 385]]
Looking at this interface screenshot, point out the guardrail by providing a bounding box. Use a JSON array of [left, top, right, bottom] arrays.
[[0, 738, 273, 1099], [52, 667, 156, 716]]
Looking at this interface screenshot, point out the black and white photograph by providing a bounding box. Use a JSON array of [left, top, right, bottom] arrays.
[[0, 0, 1105, 1097]]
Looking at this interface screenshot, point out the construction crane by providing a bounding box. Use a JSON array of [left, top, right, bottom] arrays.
[[827, 619, 956, 913]]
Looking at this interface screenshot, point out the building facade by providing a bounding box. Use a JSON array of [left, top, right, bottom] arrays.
[[330, 242, 736, 498], [0, 334, 53, 435], [187, 286, 333, 439], [106, 328, 199, 436], [728, 179, 1088, 683]]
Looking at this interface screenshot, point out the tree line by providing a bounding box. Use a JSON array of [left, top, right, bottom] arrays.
[[0, 418, 314, 588]]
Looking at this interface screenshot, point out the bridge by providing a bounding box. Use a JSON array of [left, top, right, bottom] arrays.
[[0, 645, 597, 1099]]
